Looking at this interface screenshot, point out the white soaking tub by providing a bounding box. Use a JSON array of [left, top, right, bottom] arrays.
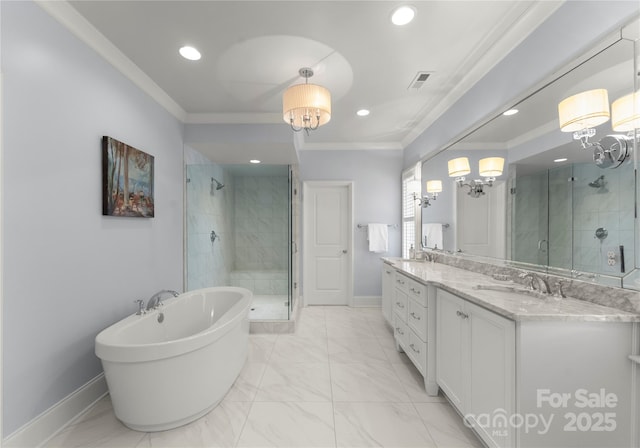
[[95, 287, 252, 432]]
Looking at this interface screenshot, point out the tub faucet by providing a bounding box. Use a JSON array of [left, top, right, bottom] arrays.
[[146, 289, 179, 310], [134, 299, 146, 315]]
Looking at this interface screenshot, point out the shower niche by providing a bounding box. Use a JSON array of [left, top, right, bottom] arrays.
[[185, 163, 300, 321]]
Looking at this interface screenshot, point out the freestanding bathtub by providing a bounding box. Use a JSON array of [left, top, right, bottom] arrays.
[[95, 287, 252, 432]]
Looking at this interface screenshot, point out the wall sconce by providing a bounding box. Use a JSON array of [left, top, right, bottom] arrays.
[[558, 89, 610, 148], [448, 157, 504, 198], [409, 179, 442, 207], [419, 180, 442, 207], [558, 88, 634, 169], [611, 90, 640, 132]]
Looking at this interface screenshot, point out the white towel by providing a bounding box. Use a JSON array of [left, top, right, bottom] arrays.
[[367, 223, 388, 253], [423, 223, 443, 250]]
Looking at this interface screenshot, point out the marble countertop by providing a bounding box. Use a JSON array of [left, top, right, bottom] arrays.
[[383, 258, 640, 323]]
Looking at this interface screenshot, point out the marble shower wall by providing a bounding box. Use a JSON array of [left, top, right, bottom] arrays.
[[512, 171, 548, 266], [511, 161, 635, 277], [572, 162, 635, 275], [548, 165, 572, 270], [186, 164, 234, 290], [233, 175, 289, 272]]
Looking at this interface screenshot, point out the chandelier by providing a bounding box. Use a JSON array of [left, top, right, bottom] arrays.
[[282, 68, 331, 135]]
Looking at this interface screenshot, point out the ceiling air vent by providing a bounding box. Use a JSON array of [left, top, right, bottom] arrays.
[[408, 71, 432, 90]]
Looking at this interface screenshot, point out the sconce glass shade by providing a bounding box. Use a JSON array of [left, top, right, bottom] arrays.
[[282, 83, 331, 128], [479, 157, 504, 177], [426, 180, 443, 193], [611, 91, 640, 132], [448, 157, 471, 177], [558, 89, 610, 132], [407, 180, 421, 195]]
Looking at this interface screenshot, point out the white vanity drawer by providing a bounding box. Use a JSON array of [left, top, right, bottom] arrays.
[[394, 274, 410, 293], [393, 313, 409, 349], [393, 289, 408, 322], [406, 278, 428, 307], [407, 299, 427, 341], [407, 331, 427, 377]]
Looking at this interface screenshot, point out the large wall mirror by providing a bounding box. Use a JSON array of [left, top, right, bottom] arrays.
[[420, 22, 639, 290]]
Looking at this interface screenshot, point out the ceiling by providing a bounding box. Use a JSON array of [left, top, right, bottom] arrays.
[[54, 0, 562, 156]]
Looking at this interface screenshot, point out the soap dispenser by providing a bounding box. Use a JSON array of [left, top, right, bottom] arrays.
[[409, 244, 415, 260]]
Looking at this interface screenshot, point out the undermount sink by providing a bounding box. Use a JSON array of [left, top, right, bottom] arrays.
[[472, 284, 549, 299]]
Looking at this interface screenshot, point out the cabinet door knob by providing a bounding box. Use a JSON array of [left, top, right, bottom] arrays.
[[396, 302, 405, 309], [410, 312, 421, 320], [410, 343, 420, 354]]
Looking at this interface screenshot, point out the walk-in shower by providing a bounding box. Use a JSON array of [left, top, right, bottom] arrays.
[[185, 163, 298, 321]]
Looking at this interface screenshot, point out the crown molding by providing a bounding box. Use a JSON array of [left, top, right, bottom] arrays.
[[298, 141, 403, 151], [186, 112, 282, 124], [35, 0, 187, 122]]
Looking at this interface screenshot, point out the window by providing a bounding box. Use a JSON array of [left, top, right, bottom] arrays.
[[401, 163, 421, 258]]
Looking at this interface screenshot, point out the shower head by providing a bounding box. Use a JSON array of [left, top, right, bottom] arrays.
[[588, 175, 605, 188], [211, 178, 225, 191]]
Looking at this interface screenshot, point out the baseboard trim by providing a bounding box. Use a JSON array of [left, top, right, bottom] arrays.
[[352, 296, 382, 307], [3, 374, 108, 448]]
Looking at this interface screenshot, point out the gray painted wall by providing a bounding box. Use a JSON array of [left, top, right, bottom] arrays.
[[2, 2, 184, 436], [403, 0, 640, 169], [298, 150, 403, 297]]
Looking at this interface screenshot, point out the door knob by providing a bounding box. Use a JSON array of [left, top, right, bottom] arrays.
[[342, 249, 348, 254]]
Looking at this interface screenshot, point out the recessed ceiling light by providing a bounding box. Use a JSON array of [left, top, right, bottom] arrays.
[[250, 159, 261, 164], [356, 109, 370, 117], [391, 6, 416, 26], [554, 158, 568, 163], [503, 109, 519, 116], [179, 46, 201, 61]]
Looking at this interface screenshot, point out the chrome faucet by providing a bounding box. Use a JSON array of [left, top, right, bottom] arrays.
[[519, 272, 551, 294], [146, 289, 179, 310]]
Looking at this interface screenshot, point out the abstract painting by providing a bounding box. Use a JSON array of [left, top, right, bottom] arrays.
[[102, 136, 154, 217]]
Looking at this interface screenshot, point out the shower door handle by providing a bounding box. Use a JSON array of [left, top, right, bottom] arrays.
[[537, 239, 547, 252]]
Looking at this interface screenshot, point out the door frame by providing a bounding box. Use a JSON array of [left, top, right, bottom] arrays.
[[302, 181, 354, 307]]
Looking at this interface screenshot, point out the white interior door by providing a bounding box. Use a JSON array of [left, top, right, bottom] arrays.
[[456, 181, 506, 258], [303, 182, 352, 306]]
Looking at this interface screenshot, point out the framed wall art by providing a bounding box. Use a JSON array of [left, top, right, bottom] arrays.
[[102, 136, 154, 217]]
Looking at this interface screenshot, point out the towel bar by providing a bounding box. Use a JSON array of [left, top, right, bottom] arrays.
[[357, 223, 398, 229]]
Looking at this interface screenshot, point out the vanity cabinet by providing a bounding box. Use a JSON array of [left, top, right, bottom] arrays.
[[391, 272, 437, 395], [436, 289, 515, 448], [381, 264, 395, 325], [436, 288, 638, 448]]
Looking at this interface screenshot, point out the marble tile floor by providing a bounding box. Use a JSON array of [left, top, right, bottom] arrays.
[[46, 306, 483, 448], [248, 295, 289, 320]]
